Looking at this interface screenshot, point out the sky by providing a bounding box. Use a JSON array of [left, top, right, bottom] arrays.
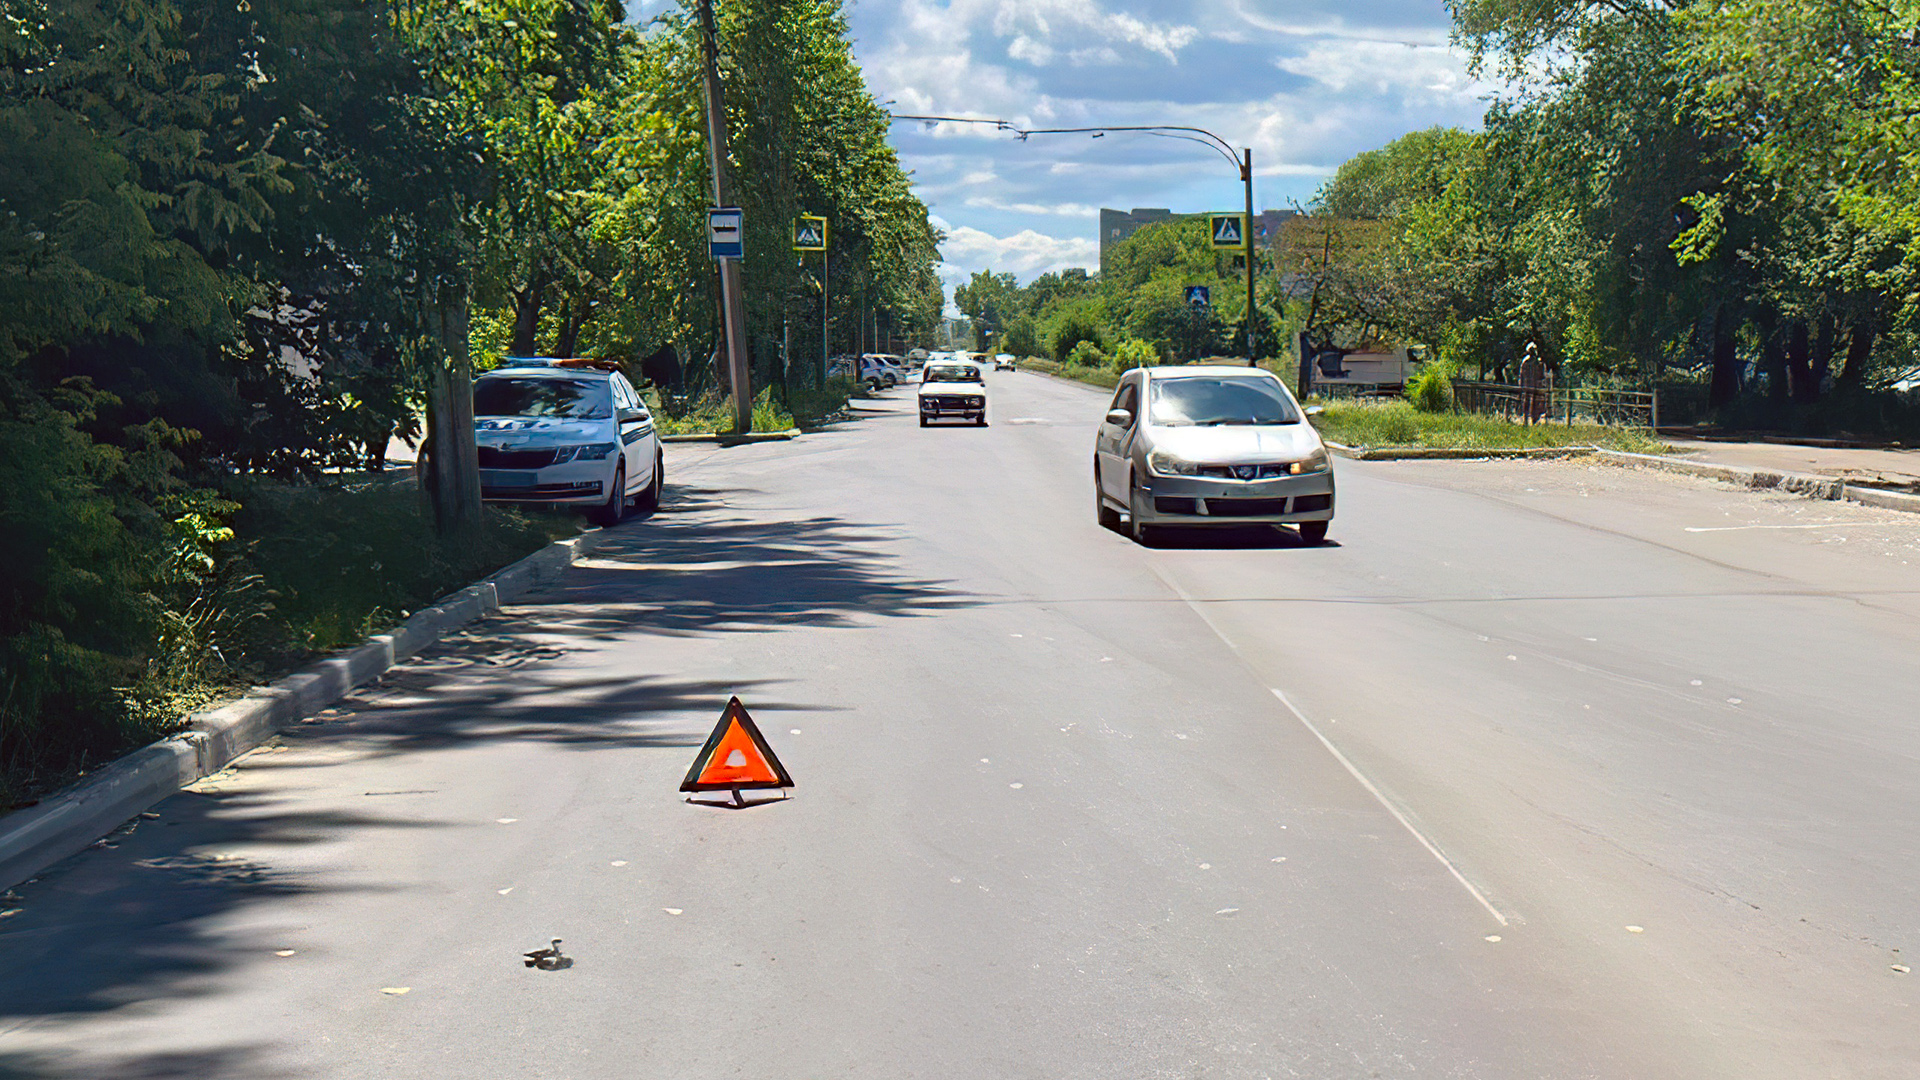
[[636, 0, 1494, 308]]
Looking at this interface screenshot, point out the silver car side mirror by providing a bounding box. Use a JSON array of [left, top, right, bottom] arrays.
[[1304, 405, 1324, 416], [1105, 408, 1132, 427]]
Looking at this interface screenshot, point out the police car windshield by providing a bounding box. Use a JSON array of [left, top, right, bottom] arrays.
[[474, 376, 612, 419]]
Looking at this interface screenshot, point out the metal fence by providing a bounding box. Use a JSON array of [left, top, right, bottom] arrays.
[[1449, 378, 1657, 429], [1311, 381, 1404, 403]]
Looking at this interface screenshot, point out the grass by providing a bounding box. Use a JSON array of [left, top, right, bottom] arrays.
[[1309, 399, 1670, 452], [648, 381, 859, 435], [2, 479, 578, 808], [1018, 356, 1120, 389]]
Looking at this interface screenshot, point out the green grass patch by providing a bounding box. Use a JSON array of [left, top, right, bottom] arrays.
[[1019, 356, 1119, 390], [1310, 399, 1670, 452], [3, 479, 578, 808], [648, 381, 859, 435]]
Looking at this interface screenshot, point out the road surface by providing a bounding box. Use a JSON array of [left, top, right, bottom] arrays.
[[2, 370, 1916, 1079]]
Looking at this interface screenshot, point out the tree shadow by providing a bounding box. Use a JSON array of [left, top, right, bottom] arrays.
[[0, 1044, 293, 1080], [533, 482, 979, 637], [0, 478, 967, 1055]]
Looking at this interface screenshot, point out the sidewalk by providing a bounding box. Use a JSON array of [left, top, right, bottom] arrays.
[[1663, 439, 1920, 494]]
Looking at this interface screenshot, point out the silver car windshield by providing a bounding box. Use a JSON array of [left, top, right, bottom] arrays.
[[923, 365, 982, 383], [474, 376, 612, 419], [1148, 376, 1299, 426]]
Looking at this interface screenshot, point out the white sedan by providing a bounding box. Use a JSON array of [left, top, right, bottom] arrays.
[[917, 361, 988, 426]]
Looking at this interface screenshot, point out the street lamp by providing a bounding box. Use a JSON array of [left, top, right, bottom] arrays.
[[1018, 125, 1260, 366]]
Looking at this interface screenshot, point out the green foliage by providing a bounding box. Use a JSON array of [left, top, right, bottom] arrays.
[[1309, 400, 1668, 451], [1047, 299, 1108, 362], [1066, 340, 1108, 369], [1108, 338, 1159, 372], [1405, 363, 1456, 413]]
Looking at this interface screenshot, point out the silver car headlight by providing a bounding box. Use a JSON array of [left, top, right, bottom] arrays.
[[1289, 448, 1330, 475], [1146, 449, 1200, 477], [554, 443, 618, 462]]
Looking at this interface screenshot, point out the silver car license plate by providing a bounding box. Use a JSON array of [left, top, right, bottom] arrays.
[[480, 470, 537, 488]]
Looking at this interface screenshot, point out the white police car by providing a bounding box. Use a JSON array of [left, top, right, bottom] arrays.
[[472, 359, 663, 526]]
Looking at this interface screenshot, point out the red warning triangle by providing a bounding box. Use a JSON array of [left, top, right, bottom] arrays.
[[681, 697, 794, 792]]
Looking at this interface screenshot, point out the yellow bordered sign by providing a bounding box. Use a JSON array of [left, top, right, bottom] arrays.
[[1209, 213, 1247, 250], [794, 215, 828, 251]]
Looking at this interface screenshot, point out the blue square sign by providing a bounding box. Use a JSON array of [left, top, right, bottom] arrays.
[[708, 207, 744, 260]]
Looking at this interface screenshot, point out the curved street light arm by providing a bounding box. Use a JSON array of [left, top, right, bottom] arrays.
[[1016, 124, 1242, 171]]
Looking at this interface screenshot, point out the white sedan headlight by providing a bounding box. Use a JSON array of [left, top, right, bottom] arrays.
[[1146, 449, 1200, 477], [1290, 448, 1330, 474]]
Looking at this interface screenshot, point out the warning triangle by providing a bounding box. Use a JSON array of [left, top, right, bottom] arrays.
[[1213, 216, 1242, 244], [681, 697, 794, 792]]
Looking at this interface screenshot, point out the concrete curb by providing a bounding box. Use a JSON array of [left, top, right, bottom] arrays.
[[1327, 442, 1596, 462], [1329, 441, 1920, 515], [0, 530, 603, 892], [659, 430, 800, 445]]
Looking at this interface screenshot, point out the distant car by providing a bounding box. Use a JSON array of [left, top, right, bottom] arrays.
[[917, 360, 988, 427], [472, 359, 663, 527], [993, 354, 1016, 371], [1093, 365, 1332, 545], [862, 353, 906, 385]]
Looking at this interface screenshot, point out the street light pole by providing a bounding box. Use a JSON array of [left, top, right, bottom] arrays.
[[1242, 147, 1257, 367], [1015, 124, 1262, 366]]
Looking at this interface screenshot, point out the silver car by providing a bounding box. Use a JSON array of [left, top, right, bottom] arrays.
[[1093, 365, 1333, 545]]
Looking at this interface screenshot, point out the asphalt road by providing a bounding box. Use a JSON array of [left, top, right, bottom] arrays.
[[3, 370, 1916, 1079]]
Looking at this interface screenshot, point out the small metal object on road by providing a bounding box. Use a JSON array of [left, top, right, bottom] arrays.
[[681, 697, 793, 808], [524, 939, 568, 970], [708, 207, 744, 259]]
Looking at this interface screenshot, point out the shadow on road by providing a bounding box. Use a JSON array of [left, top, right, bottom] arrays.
[[0, 478, 970, 1070], [531, 481, 979, 636]]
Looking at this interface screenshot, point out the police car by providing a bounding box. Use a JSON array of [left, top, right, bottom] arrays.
[[472, 358, 663, 526]]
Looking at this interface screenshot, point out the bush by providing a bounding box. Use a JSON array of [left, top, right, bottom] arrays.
[[1108, 337, 1158, 372], [1047, 299, 1106, 362], [1405, 363, 1455, 413], [1066, 340, 1108, 369]]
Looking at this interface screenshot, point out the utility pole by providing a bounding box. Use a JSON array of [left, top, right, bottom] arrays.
[[697, 0, 752, 433], [1242, 148, 1257, 367]]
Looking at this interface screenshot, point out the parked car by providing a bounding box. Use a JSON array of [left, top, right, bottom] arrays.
[[993, 354, 1017, 371], [862, 353, 906, 385], [829, 354, 896, 390], [1092, 365, 1332, 545], [472, 358, 663, 527], [917, 360, 989, 426]]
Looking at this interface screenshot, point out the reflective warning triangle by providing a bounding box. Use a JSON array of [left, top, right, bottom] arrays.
[[1212, 215, 1243, 246], [681, 697, 794, 792]]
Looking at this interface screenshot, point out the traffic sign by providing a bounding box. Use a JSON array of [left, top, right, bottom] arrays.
[[708, 207, 744, 259], [1185, 285, 1211, 308], [1209, 213, 1247, 250], [794, 215, 828, 251], [681, 697, 793, 799]]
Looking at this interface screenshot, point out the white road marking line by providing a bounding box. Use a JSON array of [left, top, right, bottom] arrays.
[[1271, 688, 1511, 927], [1683, 523, 1855, 532], [1145, 560, 1511, 927]]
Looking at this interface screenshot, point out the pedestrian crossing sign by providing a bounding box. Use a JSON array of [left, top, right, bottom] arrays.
[[794, 215, 828, 251], [1209, 213, 1247, 249], [1185, 285, 1210, 308]]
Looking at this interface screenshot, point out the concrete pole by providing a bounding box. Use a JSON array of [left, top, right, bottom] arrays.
[[697, 0, 752, 433]]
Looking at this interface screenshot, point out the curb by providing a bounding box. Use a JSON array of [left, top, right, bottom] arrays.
[[1327, 441, 1920, 515], [659, 430, 800, 445], [0, 529, 604, 892], [1327, 442, 1596, 462], [1594, 450, 1920, 513]]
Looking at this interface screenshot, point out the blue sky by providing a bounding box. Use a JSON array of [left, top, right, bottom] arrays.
[[637, 0, 1492, 303], [847, 0, 1493, 300]]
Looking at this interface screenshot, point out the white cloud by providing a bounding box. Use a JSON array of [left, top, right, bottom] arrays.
[[940, 225, 1099, 280], [962, 196, 1101, 217]]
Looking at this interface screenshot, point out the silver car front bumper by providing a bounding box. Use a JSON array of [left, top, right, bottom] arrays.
[[1132, 471, 1335, 525]]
